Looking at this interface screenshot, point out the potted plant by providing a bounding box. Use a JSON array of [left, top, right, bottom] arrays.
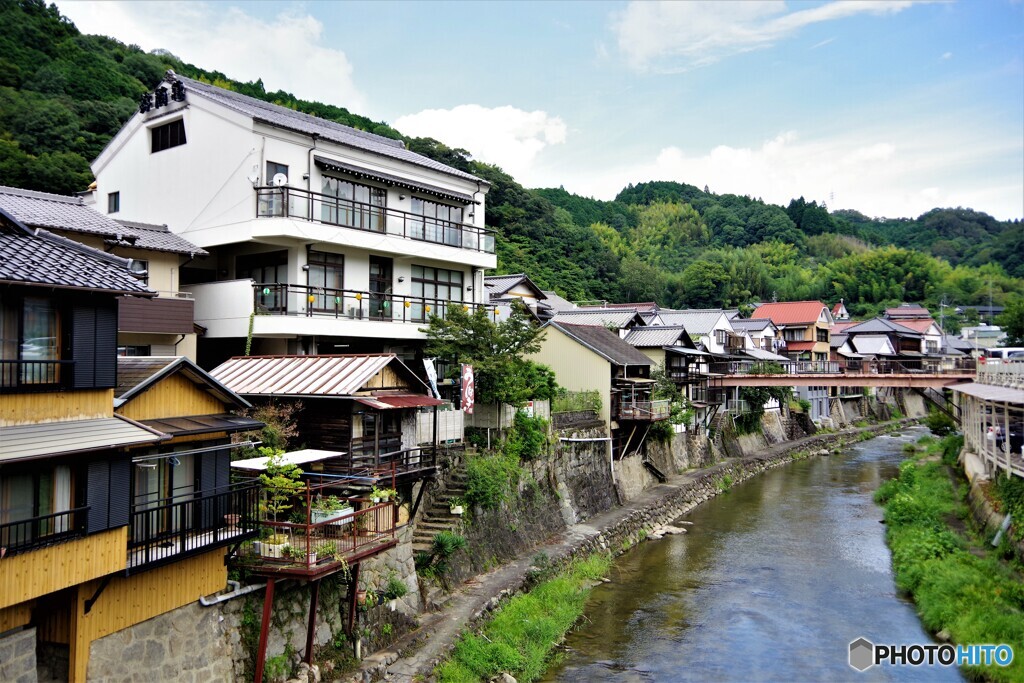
[[370, 486, 397, 503], [449, 496, 464, 516], [258, 450, 304, 552], [311, 495, 355, 525], [286, 543, 316, 566], [223, 513, 241, 530], [316, 540, 337, 560]]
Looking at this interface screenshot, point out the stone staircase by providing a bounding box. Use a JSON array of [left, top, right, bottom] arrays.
[[411, 467, 468, 555]]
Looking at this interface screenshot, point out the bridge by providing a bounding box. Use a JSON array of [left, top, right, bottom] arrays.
[[710, 360, 975, 390]]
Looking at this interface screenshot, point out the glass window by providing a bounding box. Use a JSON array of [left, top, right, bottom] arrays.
[[320, 176, 384, 231], [410, 266, 465, 322], [151, 119, 186, 153], [108, 191, 120, 213], [409, 197, 467, 246], [307, 250, 344, 312]]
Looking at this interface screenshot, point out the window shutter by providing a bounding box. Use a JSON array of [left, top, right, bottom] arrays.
[[107, 458, 131, 528], [72, 306, 97, 388], [86, 460, 110, 533]]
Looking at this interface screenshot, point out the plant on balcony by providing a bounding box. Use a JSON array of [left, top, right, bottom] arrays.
[[316, 540, 337, 559], [311, 495, 354, 525], [370, 486, 397, 503], [286, 543, 316, 565], [257, 450, 304, 553]]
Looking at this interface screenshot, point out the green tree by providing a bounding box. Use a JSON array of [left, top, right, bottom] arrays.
[[681, 260, 729, 308], [996, 297, 1024, 345], [421, 300, 555, 407]]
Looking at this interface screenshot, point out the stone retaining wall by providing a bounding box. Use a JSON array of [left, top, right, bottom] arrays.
[[966, 479, 1024, 564], [0, 626, 37, 683]]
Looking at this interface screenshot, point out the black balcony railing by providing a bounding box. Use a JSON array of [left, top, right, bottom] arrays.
[[0, 359, 73, 392], [127, 481, 260, 570], [253, 283, 498, 324], [0, 506, 89, 557], [255, 186, 496, 253]]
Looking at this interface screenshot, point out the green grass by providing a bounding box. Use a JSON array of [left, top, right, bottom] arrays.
[[876, 437, 1024, 682], [435, 553, 612, 683]]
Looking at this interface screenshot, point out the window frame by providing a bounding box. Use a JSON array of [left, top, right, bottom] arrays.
[[107, 191, 120, 214], [410, 265, 464, 321], [150, 119, 187, 153]]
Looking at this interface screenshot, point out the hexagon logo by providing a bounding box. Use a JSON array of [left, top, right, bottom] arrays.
[[849, 638, 875, 672]]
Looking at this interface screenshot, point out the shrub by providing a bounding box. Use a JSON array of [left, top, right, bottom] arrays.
[[465, 450, 522, 509], [925, 409, 957, 437], [504, 411, 548, 461]]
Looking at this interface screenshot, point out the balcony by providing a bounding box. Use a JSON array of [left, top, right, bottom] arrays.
[[616, 399, 671, 421], [118, 294, 195, 335], [255, 186, 495, 254], [0, 506, 89, 557], [324, 446, 437, 481], [0, 359, 73, 393], [127, 482, 260, 571], [234, 478, 398, 580]]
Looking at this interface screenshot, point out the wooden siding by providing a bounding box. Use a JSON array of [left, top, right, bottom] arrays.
[[531, 327, 612, 426], [0, 602, 32, 632], [118, 296, 195, 334], [0, 527, 126, 610], [72, 550, 227, 682], [0, 388, 113, 426], [362, 365, 411, 391], [116, 372, 225, 421]]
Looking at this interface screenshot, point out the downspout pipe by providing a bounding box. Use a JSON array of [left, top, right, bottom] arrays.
[[199, 579, 269, 606]]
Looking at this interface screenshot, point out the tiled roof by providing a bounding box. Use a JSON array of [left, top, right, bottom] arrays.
[[657, 309, 727, 336], [893, 318, 938, 334], [885, 305, 931, 318], [550, 323, 653, 367], [832, 320, 859, 334], [171, 73, 483, 184], [581, 301, 661, 313], [0, 213, 153, 295], [114, 220, 207, 256], [0, 185, 126, 237], [844, 318, 920, 336], [751, 301, 830, 326], [540, 290, 576, 313], [484, 274, 545, 300], [623, 326, 690, 348], [550, 309, 644, 329], [851, 336, 896, 356], [0, 185, 205, 256], [731, 318, 774, 332]]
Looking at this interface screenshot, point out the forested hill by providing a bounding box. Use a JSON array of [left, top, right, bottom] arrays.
[[1, 0, 1021, 320]]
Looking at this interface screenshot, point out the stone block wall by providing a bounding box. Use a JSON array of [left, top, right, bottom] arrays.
[[0, 626, 37, 683]]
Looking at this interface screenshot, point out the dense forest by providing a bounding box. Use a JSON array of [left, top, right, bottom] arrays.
[[1, 0, 1021, 325]]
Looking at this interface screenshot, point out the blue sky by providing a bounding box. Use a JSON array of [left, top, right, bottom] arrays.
[[61, 1, 1023, 220]]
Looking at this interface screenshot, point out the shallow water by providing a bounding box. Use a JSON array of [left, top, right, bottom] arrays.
[[543, 427, 962, 682]]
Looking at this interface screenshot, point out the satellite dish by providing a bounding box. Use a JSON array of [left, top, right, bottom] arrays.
[[272, 173, 289, 187]]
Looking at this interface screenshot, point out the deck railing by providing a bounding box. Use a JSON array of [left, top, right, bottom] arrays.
[[255, 186, 496, 253], [616, 399, 671, 421], [0, 359, 73, 392], [327, 446, 436, 476], [253, 283, 497, 324], [0, 506, 89, 557], [128, 481, 261, 570], [976, 360, 1024, 389]]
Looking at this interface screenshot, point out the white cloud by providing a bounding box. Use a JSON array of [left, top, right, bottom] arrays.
[[529, 128, 1022, 220], [613, 1, 918, 71], [394, 105, 567, 179], [58, 2, 365, 111], [942, 51, 954, 60]]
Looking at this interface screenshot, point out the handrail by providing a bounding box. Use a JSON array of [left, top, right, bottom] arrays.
[[0, 359, 74, 391], [254, 185, 496, 254], [0, 505, 89, 556], [128, 482, 261, 569], [252, 282, 498, 323]]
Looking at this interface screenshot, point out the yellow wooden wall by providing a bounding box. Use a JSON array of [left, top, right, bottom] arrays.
[[0, 389, 112, 426], [0, 528, 126, 610], [363, 364, 411, 391], [117, 373, 225, 421], [531, 327, 612, 426], [68, 549, 227, 682], [0, 602, 32, 632]]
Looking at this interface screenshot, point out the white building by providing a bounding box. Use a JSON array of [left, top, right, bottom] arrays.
[[91, 72, 495, 366]]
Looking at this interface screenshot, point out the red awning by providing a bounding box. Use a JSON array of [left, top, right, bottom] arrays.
[[355, 394, 444, 410]]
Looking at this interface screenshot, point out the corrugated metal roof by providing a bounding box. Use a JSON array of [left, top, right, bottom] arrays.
[[623, 326, 688, 348], [173, 73, 483, 184], [751, 301, 831, 326], [885, 305, 931, 318], [0, 416, 166, 463], [549, 322, 654, 367], [551, 309, 644, 329], [851, 336, 896, 355], [210, 354, 425, 397], [0, 217, 154, 295], [115, 356, 251, 410], [739, 348, 791, 362], [953, 383, 1024, 404], [657, 310, 726, 336]]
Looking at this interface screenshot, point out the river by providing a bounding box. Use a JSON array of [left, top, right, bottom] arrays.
[[543, 427, 962, 682]]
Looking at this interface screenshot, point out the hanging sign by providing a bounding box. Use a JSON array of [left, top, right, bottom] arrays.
[[461, 364, 475, 415]]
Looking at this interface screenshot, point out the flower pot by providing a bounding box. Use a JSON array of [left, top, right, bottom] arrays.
[[223, 513, 241, 530], [355, 589, 367, 605], [372, 497, 381, 503], [312, 507, 354, 525], [450, 505, 463, 515]]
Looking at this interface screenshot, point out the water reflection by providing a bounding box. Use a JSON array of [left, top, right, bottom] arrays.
[[544, 427, 961, 682]]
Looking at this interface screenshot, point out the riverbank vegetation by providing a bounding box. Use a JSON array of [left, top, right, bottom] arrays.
[[434, 553, 612, 683], [875, 436, 1024, 682]]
